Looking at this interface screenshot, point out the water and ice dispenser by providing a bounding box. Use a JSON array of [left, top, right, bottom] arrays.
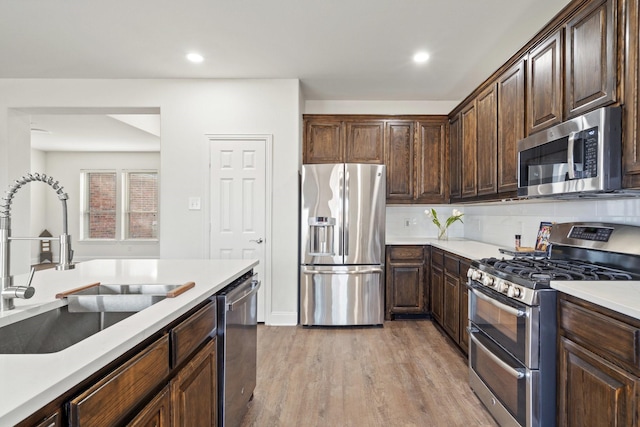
[[308, 217, 336, 256]]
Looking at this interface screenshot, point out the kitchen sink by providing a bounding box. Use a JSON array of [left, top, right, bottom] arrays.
[[0, 305, 137, 354]]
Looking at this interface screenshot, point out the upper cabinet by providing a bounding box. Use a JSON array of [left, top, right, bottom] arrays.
[[624, 0, 640, 188], [527, 30, 563, 135], [564, 0, 618, 118], [476, 84, 498, 196], [497, 59, 525, 193], [303, 116, 384, 164], [303, 115, 447, 204], [460, 102, 478, 199], [449, 114, 462, 199]]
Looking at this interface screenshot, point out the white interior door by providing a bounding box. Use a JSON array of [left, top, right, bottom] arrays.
[[209, 136, 269, 322]]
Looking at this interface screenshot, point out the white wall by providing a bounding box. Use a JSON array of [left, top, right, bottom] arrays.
[[43, 151, 161, 262], [0, 78, 301, 325]]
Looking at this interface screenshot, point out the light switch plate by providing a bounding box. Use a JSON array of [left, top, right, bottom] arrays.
[[188, 197, 201, 210]]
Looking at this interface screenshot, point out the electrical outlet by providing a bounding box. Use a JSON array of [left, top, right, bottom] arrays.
[[404, 218, 411, 227]]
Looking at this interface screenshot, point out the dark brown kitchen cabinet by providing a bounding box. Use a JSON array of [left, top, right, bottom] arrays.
[[460, 101, 478, 198], [31, 412, 61, 427], [128, 386, 171, 427], [624, 0, 640, 188], [458, 259, 471, 355], [171, 338, 218, 427], [527, 30, 563, 134], [564, 0, 618, 118], [415, 119, 448, 203], [497, 59, 525, 193], [302, 116, 385, 164], [303, 118, 343, 164], [442, 254, 461, 341], [449, 113, 462, 199], [385, 246, 428, 319], [476, 84, 498, 196], [386, 121, 415, 201], [430, 248, 444, 324], [558, 293, 640, 427]]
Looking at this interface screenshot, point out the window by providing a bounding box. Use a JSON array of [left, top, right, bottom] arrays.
[[81, 170, 158, 241]]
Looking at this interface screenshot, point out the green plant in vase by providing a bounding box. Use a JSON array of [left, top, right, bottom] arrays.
[[425, 208, 464, 241]]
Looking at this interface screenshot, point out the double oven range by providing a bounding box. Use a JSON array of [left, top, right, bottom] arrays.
[[466, 222, 640, 427]]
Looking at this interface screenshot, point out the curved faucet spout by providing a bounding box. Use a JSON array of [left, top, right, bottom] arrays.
[[0, 172, 75, 311]]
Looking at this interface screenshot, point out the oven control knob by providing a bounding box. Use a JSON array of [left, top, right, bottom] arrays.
[[482, 275, 494, 287], [469, 269, 482, 281], [508, 286, 522, 299], [501, 282, 510, 293], [493, 279, 502, 289], [467, 268, 475, 279]]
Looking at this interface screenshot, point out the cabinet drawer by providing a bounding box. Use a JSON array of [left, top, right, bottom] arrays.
[[170, 300, 217, 368], [431, 248, 444, 267], [560, 297, 640, 373], [69, 335, 170, 427], [388, 246, 423, 261], [444, 254, 460, 275]]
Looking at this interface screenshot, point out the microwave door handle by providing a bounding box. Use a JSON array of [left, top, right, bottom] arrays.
[[471, 287, 528, 318], [567, 131, 577, 179]]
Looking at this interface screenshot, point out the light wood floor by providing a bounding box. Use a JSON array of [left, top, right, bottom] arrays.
[[240, 320, 498, 427]]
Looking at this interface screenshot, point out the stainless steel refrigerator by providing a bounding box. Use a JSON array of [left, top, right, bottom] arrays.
[[300, 163, 385, 326]]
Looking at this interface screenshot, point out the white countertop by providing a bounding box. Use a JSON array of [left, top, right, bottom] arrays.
[[386, 236, 506, 260], [551, 280, 640, 320], [0, 258, 258, 426]]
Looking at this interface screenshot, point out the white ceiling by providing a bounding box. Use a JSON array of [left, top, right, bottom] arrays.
[[1, 0, 572, 150]]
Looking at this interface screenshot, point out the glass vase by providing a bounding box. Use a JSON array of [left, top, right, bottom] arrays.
[[437, 227, 448, 241]]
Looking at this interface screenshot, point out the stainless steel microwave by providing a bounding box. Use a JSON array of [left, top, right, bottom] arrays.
[[517, 106, 622, 198]]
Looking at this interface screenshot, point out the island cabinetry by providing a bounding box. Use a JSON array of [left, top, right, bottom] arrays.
[[385, 246, 428, 319], [302, 115, 385, 164], [558, 293, 640, 427]]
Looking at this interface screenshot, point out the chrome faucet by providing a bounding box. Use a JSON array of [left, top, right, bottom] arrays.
[[0, 173, 75, 311]]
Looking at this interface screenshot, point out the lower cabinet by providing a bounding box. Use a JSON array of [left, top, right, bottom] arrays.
[[558, 293, 640, 426], [385, 246, 429, 319], [431, 247, 470, 355], [128, 386, 171, 427]]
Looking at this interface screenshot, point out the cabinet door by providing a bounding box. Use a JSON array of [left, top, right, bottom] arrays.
[[345, 120, 385, 164], [497, 59, 525, 193], [386, 121, 415, 201], [565, 0, 617, 118], [431, 265, 444, 324], [303, 119, 343, 164], [527, 30, 563, 134], [31, 412, 61, 427], [128, 386, 171, 427], [558, 337, 637, 427], [449, 113, 462, 199], [458, 259, 471, 355], [415, 119, 447, 203], [443, 273, 460, 340], [476, 84, 498, 196], [386, 263, 425, 316], [171, 338, 217, 427], [624, 0, 640, 187], [460, 102, 478, 198]]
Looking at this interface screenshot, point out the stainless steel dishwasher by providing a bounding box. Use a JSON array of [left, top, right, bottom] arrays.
[[216, 272, 260, 427]]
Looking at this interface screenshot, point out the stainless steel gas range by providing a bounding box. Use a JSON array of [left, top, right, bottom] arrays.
[[466, 222, 640, 427]]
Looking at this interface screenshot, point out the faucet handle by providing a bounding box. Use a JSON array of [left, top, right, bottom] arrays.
[[1, 267, 36, 300]]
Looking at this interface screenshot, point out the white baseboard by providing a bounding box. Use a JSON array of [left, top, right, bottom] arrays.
[[266, 311, 298, 326]]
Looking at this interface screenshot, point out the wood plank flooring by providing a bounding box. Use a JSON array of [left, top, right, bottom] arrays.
[[240, 320, 498, 427]]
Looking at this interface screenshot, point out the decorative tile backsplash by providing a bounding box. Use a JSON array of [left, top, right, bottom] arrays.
[[387, 197, 640, 250]]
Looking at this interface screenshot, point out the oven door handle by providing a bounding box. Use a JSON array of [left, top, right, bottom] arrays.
[[469, 333, 527, 379], [471, 287, 528, 318]]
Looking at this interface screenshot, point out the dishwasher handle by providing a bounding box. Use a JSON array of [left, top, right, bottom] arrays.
[[227, 277, 261, 312]]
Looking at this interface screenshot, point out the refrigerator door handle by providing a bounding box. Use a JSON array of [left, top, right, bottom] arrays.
[[344, 168, 349, 257], [302, 267, 384, 275], [338, 167, 344, 256]]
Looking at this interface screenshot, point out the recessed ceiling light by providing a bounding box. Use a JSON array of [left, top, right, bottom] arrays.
[[186, 53, 204, 63], [413, 52, 430, 64]]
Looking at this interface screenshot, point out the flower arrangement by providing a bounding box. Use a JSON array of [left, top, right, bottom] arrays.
[[425, 208, 464, 240]]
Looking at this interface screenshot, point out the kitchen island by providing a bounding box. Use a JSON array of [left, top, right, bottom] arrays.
[[0, 258, 257, 426]]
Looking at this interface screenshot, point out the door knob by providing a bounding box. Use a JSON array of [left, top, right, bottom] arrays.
[[250, 238, 264, 244]]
